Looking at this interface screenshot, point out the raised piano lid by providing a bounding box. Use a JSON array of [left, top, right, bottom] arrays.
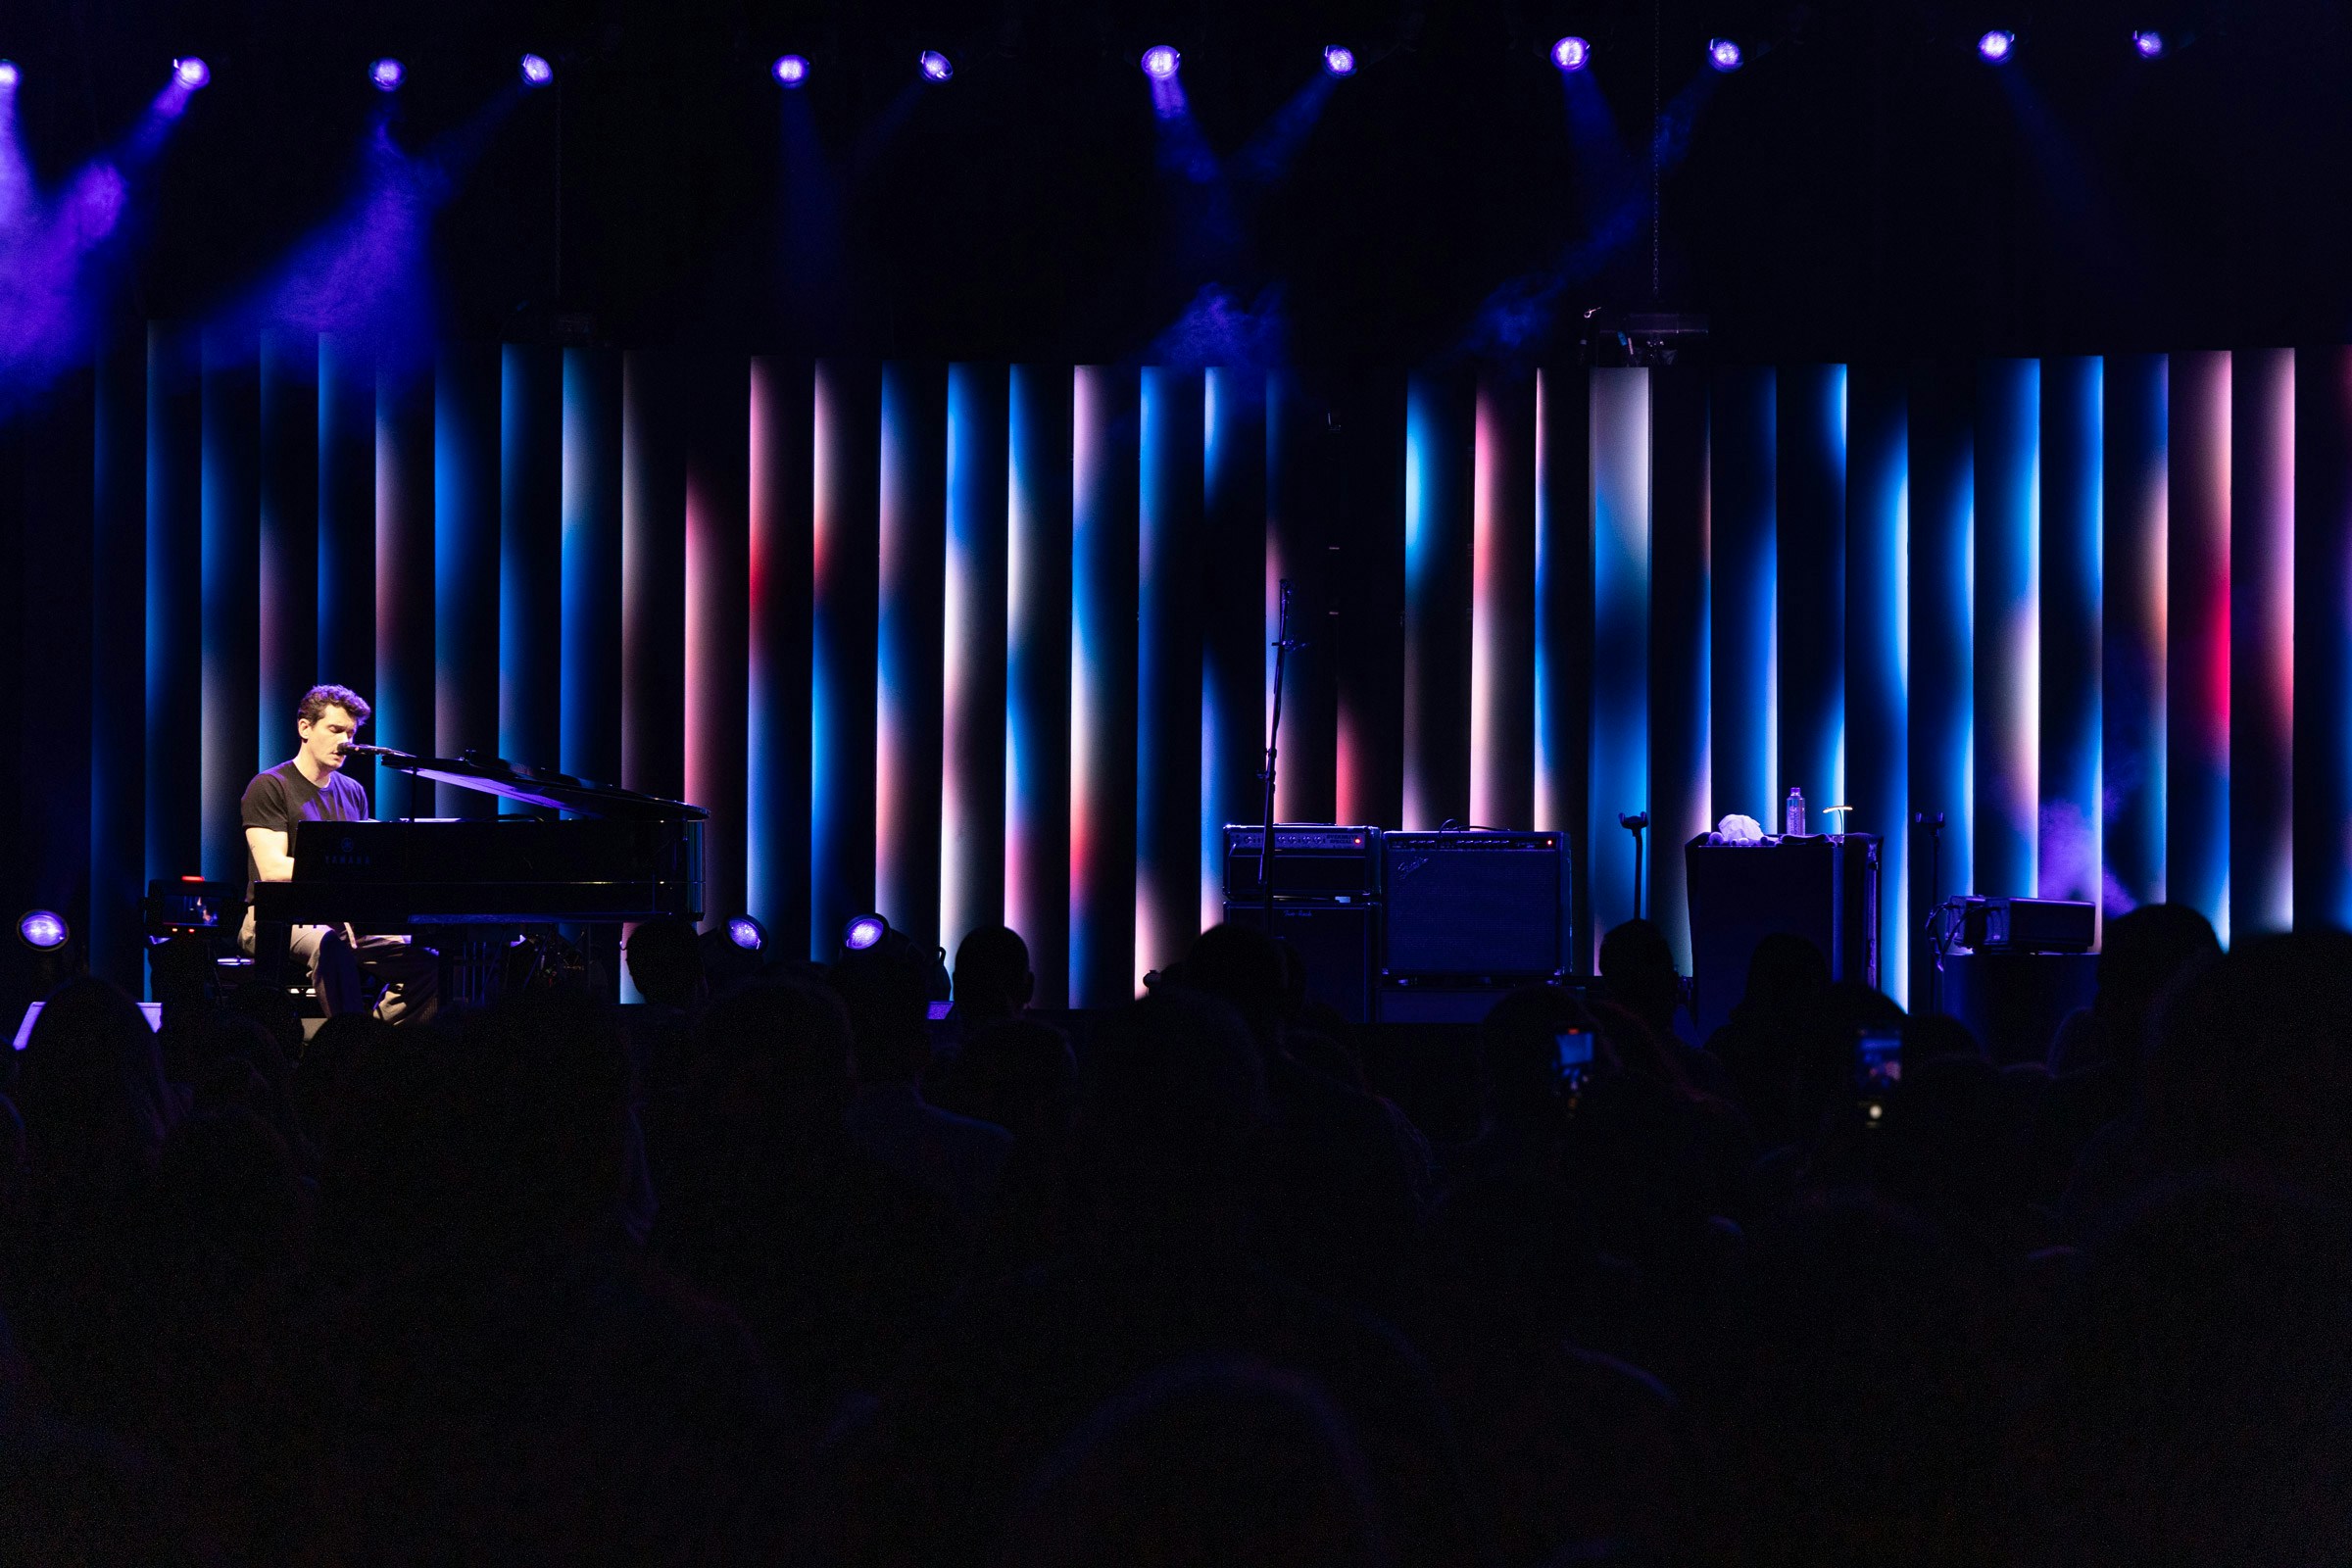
[[368, 750, 709, 820]]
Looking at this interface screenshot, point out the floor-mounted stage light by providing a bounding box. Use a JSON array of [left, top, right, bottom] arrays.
[[172, 57, 211, 89], [919, 50, 954, 82], [844, 913, 889, 952], [1140, 44, 1181, 81], [2132, 29, 2166, 59], [1977, 29, 2016, 64], [1551, 36, 1591, 73], [772, 54, 808, 87], [1708, 38, 1743, 72], [1323, 45, 1357, 77], [726, 916, 766, 953], [0, 61, 20, 89], [17, 910, 68, 952], [369, 57, 405, 92], [519, 53, 554, 87]]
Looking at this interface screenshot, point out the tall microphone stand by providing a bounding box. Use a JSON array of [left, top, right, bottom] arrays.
[[1256, 579, 1302, 936]]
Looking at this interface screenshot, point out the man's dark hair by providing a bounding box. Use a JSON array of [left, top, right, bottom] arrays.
[[297, 684, 372, 729]]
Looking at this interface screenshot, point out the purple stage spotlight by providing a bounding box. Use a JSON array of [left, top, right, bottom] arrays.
[[844, 913, 888, 952], [172, 57, 211, 89], [1324, 45, 1357, 76], [773, 54, 808, 87], [369, 58, 404, 92], [519, 53, 554, 87], [726, 916, 766, 953], [1141, 44, 1181, 80], [0, 61, 19, 89], [17, 910, 67, 952], [919, 50, 954, 82], [2132, 29, 2165, 58], [1551, 36, 1591, 73], [1708, 38, 1743, 72], [1977, 29, 2015, 63]]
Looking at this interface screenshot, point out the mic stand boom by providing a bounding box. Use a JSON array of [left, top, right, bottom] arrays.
[[1257, 579, 1301, 937]]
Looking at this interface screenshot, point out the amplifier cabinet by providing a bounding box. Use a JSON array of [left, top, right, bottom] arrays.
[[1379, 830, 1569, 980], [1222, 825, 1381, 899]]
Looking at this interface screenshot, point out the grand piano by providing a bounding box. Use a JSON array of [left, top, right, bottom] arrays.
[[249, 749, 705, 1002]]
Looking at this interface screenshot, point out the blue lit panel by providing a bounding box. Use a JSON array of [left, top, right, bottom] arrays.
[[2040, 357, 2101, 912], [1975, 358, 2038, 902], [1589, 368, 1650, 958]]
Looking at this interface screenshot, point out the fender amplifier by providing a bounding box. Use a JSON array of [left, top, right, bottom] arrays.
[[1380, 830, 1569, 979]]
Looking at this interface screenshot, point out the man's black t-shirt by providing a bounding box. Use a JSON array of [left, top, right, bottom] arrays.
[[240, 760, 370, 904]]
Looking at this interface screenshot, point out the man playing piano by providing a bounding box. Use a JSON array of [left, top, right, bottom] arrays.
[[237, 684, 438, 1025]]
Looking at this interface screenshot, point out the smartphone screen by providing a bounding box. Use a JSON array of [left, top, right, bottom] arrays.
[[1555, 1030, 1594, 1088], [1856, 1028, 1903, 1095]]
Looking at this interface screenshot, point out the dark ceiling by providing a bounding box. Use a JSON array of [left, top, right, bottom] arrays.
[[5, 0, 2344, 367]]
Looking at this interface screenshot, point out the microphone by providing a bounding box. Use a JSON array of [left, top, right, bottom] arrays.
[[336, 742, 408, 759]]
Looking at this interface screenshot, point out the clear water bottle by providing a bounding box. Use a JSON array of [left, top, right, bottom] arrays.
[[1785, 786, 1806, 837]]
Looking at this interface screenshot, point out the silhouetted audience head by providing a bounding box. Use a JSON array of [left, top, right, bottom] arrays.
[[2141, 930, 2352, 1192], [1737, 933, 1832, 1025], [833, 928, 937, 1087], [691, 976, 858, 1130], [1905, 1011, 1984, 1068], [1175, 923, 1287, 1049], [153, 1106, 308, 1271], [11, 978, 176, 1195], [1478, 983, 1591, 1129], [954, 926, 1035, 1023], [2037, 1173, 2352, 1567], [2083, 903, 2220, 1075], [1003, 1358, 1391, 1568], [1599, 918, 1682, 1032], [932, 1016, 1077, 1139], [1077, 988, 1266, 1211], [625, 917, 706, 1010]]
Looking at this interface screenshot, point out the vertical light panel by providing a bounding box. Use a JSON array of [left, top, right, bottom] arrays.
[[92, 333, 147, 989], [1201, 368, 1267, 928], [2039, 358, 2102, 911], [2103, 355, 2167, 913], [686, 355, 751, 929], [1975, 358, 2039, 901], [1266, 372, 1336, 823], [810, 359, 879, 959], [1403, 371, 1472, 829], [435, 343, 501, 819], [258, 329, 318, 757], [621, 352, 686, 806], [1846, 364, 1909, 1004], [1331, 373, 1407, 833], [2294, 348, 2352, 928], [499, 345, 564, 813], [1535, 368, 1593, 953], [942, 364, 1009, 961], [150, 324, 205, 877], [1710, 366, 1775, 826], [1648, 366, 1709, 974], [1006, 366, 1072, 1004], [1778, 363, 1846, 819], [318, 334, 375, 703], [1589, 368, 1650, 961], [200, 329, 260, 883], [2230, 348, 2292, 940], [560, 347, 623, 791], [2168, 351, 2230, 942], [876, 362, 947, 951], [1472, 367, 1537, 829], [1137, 368, 1204, 985], [1908, 362, 1974, 992], [1069, 366, 1139, 1006], [375, 360, 434, 817], [748, 357, 813, 956]]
